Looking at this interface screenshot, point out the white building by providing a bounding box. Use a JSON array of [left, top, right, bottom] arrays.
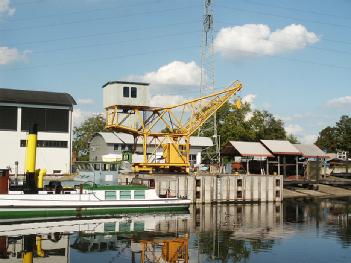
[[0, 88, 76, 175], [89, 132, 213, 166]]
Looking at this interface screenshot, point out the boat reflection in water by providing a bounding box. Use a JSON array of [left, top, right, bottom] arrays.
[[0, 198, 350, 262]]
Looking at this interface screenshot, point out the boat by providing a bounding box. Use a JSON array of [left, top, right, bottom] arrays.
[[0, 125, 190, 220]]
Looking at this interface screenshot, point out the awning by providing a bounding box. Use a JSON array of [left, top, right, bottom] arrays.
[[260, 140, 302, 155], [221, 141, 274, 157], [294, 144, 329, 158]]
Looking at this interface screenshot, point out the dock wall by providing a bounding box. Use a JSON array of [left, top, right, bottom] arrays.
[[118, 174, 283, 203]]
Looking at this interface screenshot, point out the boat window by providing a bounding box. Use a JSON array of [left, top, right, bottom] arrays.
[[134, 221, 145, 231], [105, 191, 116, 200], [104, 223, 115, 232], [102, 163, 109, 171], [93, 163, 100, 171], [120, 190, 131, 200], [110, 164, 117, 171], [134, 190, 145, 199], [119, 222, 131, 232]]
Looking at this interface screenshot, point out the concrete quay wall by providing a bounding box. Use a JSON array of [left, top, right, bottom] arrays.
[[118, 174, 283, 203]]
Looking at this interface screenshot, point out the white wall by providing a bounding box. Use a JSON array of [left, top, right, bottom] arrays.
[[0, 106, 73, 175]]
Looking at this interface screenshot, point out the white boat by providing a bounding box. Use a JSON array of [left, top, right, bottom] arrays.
[[0, 126, 190, 220], [0, 179, 190, 220]]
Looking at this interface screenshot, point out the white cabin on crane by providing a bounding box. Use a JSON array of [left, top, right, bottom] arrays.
[[102, 81, 150, 109]]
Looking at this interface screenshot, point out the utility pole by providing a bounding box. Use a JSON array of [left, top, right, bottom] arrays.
[[200, 0, 220, 164]]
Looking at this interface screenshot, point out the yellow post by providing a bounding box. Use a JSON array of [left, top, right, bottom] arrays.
[[22, 252, 33, 263], [36, 236, 45, 257], [24, 125, 38, 193], [37, 169, 46, 189], [25, 126, 37, 173]]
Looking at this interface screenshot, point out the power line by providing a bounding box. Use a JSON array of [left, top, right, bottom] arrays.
[[0, 44, 199, 72], [32, 30, 200, 55], [214, 23, 351, 56], [12, 0, 163, 22], [8, 20, 199, 47], [242, 0, 351, 21], [0, 5, 197, 32], [218, 5, 351, 30]]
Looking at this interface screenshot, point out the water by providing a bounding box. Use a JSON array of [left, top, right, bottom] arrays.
[[0, 198, 350, 262]]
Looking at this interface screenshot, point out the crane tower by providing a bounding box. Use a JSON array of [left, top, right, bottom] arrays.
[[200, 0, 220, 164]]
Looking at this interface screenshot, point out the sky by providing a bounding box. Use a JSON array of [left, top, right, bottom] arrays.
[[0, 0, 350, 143]]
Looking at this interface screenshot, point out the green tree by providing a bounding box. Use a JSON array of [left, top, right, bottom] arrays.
[[316, 115, 351, 153], [248, 110, 287, 140], [286, 134, 299, 144], [73, 115, 107, 161], [315, 126, 337, 152]]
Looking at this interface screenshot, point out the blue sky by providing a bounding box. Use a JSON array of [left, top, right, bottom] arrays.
[[0, 0, 350, 143]]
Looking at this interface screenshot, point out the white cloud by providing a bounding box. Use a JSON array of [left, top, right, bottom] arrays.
[[242, 93, 256, 105], [300, 134, 318, 144], [72, 108, 101, 127], [285, 124, 304, 135], [129, 60, 201, 86], [150, 94, 186, 107], [327, 96, 351, 108], [0, 46, 29, 65], [77, 98, 94, 105], [214, 24, 319, 59], [0, 0, 15, 16]]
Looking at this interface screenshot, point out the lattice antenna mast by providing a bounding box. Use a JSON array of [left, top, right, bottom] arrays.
[[200, 0, 219, 163]]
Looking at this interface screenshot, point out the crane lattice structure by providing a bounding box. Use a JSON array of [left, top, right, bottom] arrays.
[[200, 0, 219, 163], [105, 81, 243, 173]]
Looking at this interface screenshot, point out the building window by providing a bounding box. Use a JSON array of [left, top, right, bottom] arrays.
[[123, 86, 129, 97], [134, 190, 145, 199], [189, 154, 196, 165], [0, 106, 17, 131], [120, 190, 131, 200], [20, 140, 68, 148], [131, 87, 137, 98], [105, 191, 116, 200], [21, 107, 69, 132], [114, 144, 119, 150]]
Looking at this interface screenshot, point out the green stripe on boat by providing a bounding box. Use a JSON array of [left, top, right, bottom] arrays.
[[0, 206, 187, 219], [82, 184, 149, 190]]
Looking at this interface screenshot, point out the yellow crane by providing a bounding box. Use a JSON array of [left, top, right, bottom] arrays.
[[105, 80, 243, 173]]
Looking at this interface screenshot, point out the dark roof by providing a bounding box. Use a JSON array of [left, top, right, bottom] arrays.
[[102, 81, 149, 88], [0, 88, 76, 107]]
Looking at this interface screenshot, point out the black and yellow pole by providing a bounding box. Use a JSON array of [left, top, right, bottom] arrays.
[[24, 124, 38, 194], [22, 235, 36, 263]]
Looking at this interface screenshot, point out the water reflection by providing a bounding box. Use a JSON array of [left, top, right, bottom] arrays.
[[0, 198, 350, 262]]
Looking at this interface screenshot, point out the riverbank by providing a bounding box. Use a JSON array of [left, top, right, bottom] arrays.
[[284, 184, 351, 199]]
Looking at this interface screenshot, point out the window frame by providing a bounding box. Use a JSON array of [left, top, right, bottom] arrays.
[[123, 86, 129, 98], [120, 190, 131, 200], [131, 87, 137, 98], [134, 190, 145, 199], [0, 106, 17, 131], [105, 190, 117, 200]]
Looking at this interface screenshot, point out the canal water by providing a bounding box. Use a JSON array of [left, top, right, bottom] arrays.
[[0, 198, 350, 262]]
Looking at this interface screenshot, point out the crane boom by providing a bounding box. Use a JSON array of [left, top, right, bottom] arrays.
[[105, 80, 243, 173]]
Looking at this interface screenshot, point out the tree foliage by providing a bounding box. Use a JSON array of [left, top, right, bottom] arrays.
[[199, 101, 294, 145], [316, 115, 351, 153], [73, 115, 107, 161]]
